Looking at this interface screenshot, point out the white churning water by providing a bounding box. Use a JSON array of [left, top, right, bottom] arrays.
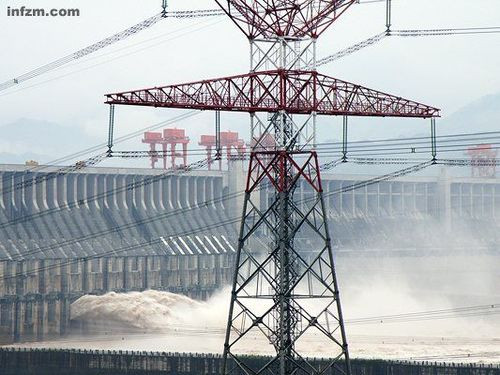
[[10, 254, 500, 364]]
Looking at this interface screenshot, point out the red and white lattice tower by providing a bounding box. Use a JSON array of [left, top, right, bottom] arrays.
[[106, 2, 440, 374]]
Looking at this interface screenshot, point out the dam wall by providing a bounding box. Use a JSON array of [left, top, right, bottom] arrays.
[[0, 254, 235, 344], [0, 164, 499, 344], [0, 165, 236, 260], [0, 164, 499, 259]]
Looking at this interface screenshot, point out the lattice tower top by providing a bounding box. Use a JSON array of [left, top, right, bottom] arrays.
[[215, 0, 356, 39]]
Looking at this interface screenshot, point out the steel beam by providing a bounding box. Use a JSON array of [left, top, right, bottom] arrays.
[[106, 70, 440, 118]]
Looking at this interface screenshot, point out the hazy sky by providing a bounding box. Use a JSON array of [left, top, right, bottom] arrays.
[[1, 0, 499, 160]]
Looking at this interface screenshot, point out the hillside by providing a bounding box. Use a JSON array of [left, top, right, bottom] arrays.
[[439, 92, 500, 134], [0, 118, 98, 164]]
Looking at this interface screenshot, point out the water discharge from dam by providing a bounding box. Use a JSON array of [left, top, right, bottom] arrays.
[[71, 290, 214, 332], [16, 253, 500, 363]]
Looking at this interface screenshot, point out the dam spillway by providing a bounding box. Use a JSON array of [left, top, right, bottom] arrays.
[[0, 162, 499, 345]]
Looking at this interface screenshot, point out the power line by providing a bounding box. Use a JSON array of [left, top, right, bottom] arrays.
[[0, 130, 496, 233], [0, 18, 223, 98], [351, 310, 500, 325], [317, 24, 500, 65], [316, 131, 500, 146], [337, 146, 499, 157], [393, 26, 500, 37], [319, 160, 434, 201], [115, 131, 500, 158], [347, 303, 500, 324], [54, 302, 500, 337], [0, 158, 282, 261], [0, 13, 165, 92], [0, 151, 431, 233], [1, 1, 497, 96], [0, 215, 241, 282], [317, 32, 387, 66], [0, 9, 226, 93], [0, 167, 250, 261], [4, 155, 497, 281], [402, 352, 500, 362], [317, 142, 500, 155], [2, 134, 496, 232]]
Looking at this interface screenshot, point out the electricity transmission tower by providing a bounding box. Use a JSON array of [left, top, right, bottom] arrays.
[[105, 1, 440, 375]]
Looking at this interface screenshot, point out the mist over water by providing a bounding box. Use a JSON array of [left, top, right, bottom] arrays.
[[16, 248, 499, 364], [338, 254, 500, 363]]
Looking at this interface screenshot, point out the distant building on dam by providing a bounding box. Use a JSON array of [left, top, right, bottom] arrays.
[[0, 161, 499, 344]]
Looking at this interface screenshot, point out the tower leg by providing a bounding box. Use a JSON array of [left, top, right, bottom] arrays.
[[222, 151, 351, 375], [319, 192, 351, 375]]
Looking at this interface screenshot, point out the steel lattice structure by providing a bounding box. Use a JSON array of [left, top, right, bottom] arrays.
[[105, 2, 440, 375], [214, 0, 357, 39], [106, 70, 438, 118]]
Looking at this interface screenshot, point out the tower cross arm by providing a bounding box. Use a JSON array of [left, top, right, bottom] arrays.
[[105, 70, 440, 118]]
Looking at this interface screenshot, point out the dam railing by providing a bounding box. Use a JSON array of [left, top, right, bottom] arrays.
[[0, 348, 498, 375]]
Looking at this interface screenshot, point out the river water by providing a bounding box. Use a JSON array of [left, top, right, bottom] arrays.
[[10, 254, 500, 364]]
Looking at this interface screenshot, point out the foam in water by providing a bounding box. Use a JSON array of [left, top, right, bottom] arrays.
[[71, 289, 227, 331], [13, 253, 500, 363]]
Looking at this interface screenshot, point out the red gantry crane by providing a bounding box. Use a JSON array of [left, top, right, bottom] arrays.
[[142, 131, 163, 169], [467, 144, 498, 178], [199, 131, 246, 170], [142, 129, 190, 169], [161, 128, 189, 169]]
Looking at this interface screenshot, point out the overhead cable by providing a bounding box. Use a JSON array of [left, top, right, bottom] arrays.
[[9, 157, 433, 266], [0, 9, 223, 93], [318, 26, 500, 66], [347, 303, 500, 325], [317, 32, 387, 66], [0, 13, 165, 92], [392, 26, 500, 37]]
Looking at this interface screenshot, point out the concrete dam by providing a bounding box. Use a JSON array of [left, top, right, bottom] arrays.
[[0, 162, 499, 345]]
